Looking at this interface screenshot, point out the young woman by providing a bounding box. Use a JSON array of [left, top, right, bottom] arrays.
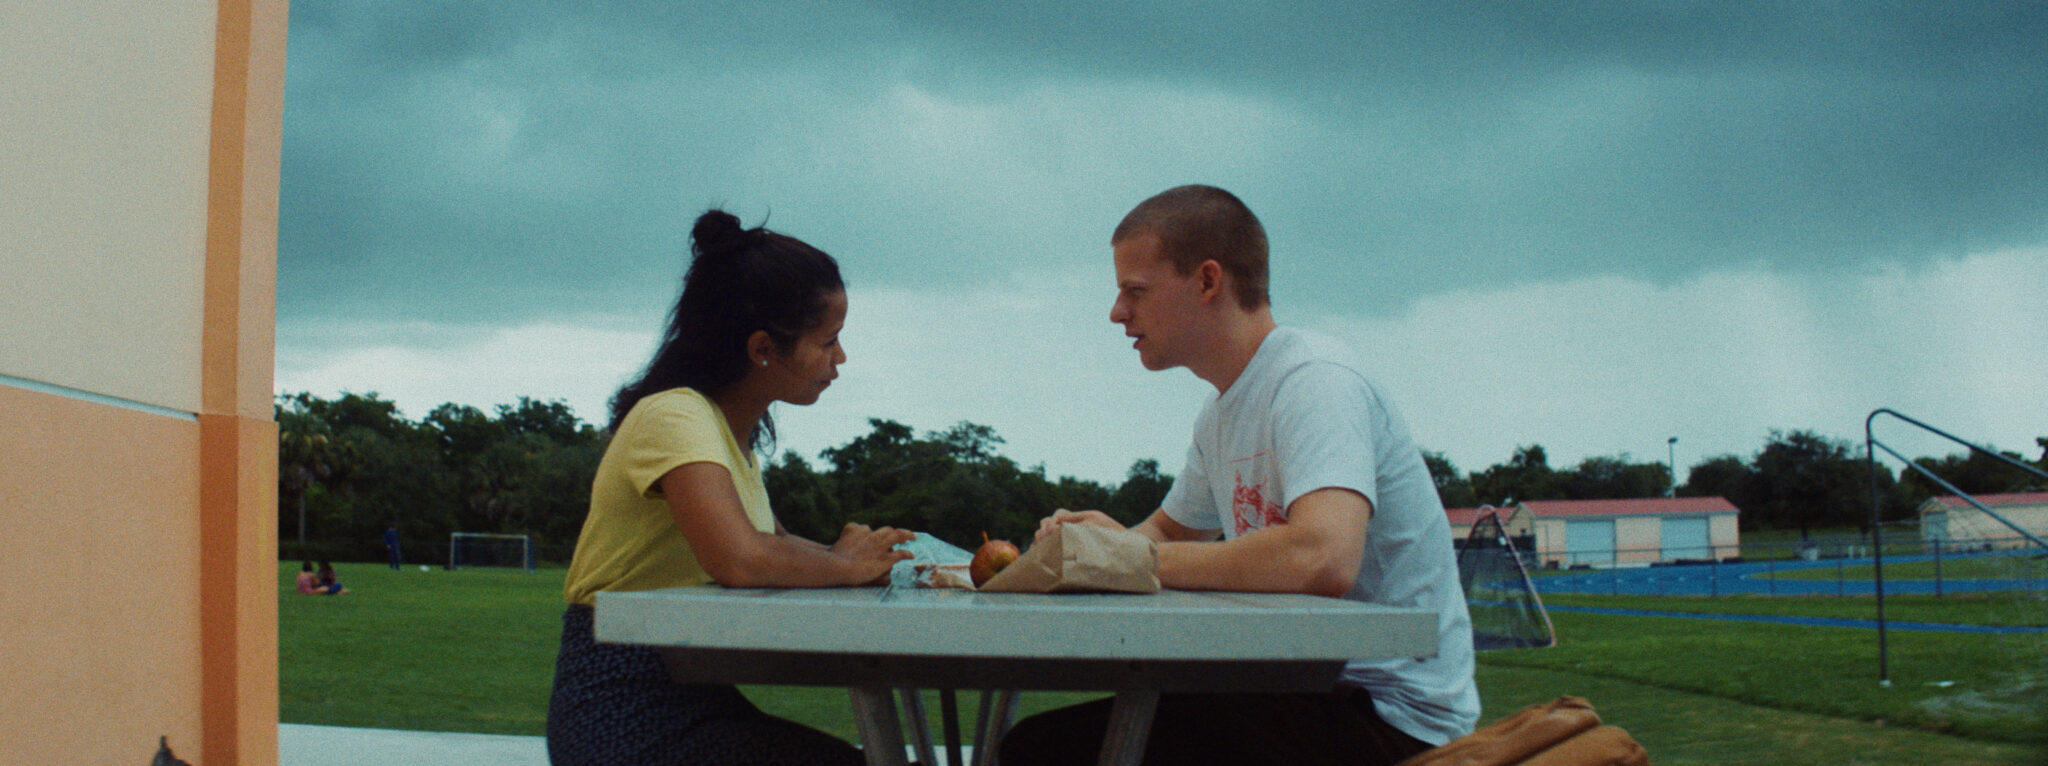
[[547, 209, 913, 765], [295, 561, 322, 594]]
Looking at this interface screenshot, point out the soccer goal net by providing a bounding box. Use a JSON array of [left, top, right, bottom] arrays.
[[1457, 506, 1557, 650], [449, 532, 535, 572]]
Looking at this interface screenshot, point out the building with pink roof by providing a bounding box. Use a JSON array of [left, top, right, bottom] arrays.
[[1916, 492, 2048, 551], [1448, 497, 1741, 568]]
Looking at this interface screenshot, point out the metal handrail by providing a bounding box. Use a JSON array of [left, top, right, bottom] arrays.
[[1863, 407, 2048, 685]]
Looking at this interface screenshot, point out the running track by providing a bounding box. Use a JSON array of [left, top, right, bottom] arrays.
[[1521, 550, 2046, 634], [1533, 551, 2042, 597], [1536, 604, 2048, 634]]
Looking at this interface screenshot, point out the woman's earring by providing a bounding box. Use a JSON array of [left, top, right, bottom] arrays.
[[759, 359, 769, 367]]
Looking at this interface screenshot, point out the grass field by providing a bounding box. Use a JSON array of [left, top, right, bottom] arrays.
[[1541, 591, 2048, 627], [279, 562, 2048, 765]]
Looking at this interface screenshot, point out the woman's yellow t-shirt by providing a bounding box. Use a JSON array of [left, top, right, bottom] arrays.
[[562, 388, 775, 606]]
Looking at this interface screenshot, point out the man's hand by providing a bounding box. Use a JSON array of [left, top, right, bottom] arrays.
[[1036, 508, 1126, 541]]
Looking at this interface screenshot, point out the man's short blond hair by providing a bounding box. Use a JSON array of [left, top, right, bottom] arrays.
[[1112, 185, 1269, 310]]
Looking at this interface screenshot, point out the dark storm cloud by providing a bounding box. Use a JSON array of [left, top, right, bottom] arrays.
[[882, 2, 2048, 303], [279, 1, 906, 323], [278, 1, 2048, 324]]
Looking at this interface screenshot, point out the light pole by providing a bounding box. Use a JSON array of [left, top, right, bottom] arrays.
[[1666, 437, 1678, 497]]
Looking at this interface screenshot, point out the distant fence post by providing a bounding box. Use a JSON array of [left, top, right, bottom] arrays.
[[1933, 537, 1943, 598], [1710, 555, 1719, 598]]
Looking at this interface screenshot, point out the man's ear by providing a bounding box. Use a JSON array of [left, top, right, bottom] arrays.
[[1196, 260, 1227, 304]]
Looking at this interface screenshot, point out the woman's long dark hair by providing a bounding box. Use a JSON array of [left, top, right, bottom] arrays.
[[607, 209, 844, 449]]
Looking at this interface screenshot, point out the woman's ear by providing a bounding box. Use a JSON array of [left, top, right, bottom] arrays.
[[745, 330, 776, 367]]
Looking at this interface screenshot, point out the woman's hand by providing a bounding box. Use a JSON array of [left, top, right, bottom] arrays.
[[1035, 508, 1125, 541], [829, 522, 915, 585], [663, 464, 912, 588]]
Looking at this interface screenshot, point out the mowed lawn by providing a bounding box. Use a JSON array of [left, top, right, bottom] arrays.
[[279, 563, 2047, 765]]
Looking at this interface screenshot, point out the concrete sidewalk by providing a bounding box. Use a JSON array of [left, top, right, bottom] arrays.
[[279, 724, 962, 765], [280, 724, 547, 766]]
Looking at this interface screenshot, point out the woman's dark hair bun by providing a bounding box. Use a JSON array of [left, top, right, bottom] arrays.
[[609, 204, 843, 439], [690, 209, 750, 258]]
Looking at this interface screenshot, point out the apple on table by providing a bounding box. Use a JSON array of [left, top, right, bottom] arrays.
[[970, 532, 1019, 587]]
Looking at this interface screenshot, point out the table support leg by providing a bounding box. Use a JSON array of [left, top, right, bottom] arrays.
[[1098, 690, 1160, 766], [972, 690, 995, 764], [850, 687, 908, 766], [899, 688, 937, 766], [974, 689, 1020, 766], [940, 689, 963, 766]]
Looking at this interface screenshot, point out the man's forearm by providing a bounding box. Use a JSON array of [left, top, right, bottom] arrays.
[[1129, 515, 1173, 544], [1153, 504, 1364, 597], [1155, 533, 1336, 594]]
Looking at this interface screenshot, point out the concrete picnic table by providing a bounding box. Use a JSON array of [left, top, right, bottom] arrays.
[[595, 585, 1438, 766]]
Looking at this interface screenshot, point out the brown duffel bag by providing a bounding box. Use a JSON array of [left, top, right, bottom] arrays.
[[1394, 696, 1648, 766]]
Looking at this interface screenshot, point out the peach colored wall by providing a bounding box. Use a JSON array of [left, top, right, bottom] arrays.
[[1529, 514, 1739, 566], [204, 0, 286, 422], [199, 1, 286, 763], [0, 1, 217, 412], [1940, 504, 2048, 550], [1615, 518, 1661, 564], [0, 387, 206, 763], [1531, 518, 1590, 566], [0, 1, 285, 764], [1532, 518, 1561, 565], [1506, 512, 1534, 540], [200, 414, 280, 766], [1711, 514, 1741, 558]]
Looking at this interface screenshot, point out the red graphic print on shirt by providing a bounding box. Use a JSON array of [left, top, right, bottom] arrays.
[[1231, 467, 1287, 537]]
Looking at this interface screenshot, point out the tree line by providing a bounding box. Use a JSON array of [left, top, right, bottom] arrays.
[[275, 392, 1170, 563], [277, 392, 2047, 562], [1428, 431, 2048, 538]]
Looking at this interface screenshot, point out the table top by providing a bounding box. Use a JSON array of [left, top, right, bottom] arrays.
[[595, 585, 1438, 663]]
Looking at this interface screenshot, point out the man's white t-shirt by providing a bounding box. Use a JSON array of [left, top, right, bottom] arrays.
[[1160, 327, 1481, 746]]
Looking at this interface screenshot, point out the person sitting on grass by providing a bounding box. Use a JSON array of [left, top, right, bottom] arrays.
[[546, 208, 914, 766], [315, 560, 348, 595], [294, 561, 322, 595]]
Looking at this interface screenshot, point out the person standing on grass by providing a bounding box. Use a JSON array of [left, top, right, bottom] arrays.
[[384, 523, 402, 571], [547, 209, 912, 766], [1003, 185, 1480, 766]]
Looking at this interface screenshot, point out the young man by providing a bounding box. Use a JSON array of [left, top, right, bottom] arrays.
[[1003, 185, 1478, 765]]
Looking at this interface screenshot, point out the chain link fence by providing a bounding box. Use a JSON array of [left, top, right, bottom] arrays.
[[1530, 535, 2046, 598]]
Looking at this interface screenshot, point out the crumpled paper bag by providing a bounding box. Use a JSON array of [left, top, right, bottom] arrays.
[[976, 523, 1160, 594]]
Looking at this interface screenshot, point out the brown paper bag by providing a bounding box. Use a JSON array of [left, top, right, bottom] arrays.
[[976, 524, 1160, 593]]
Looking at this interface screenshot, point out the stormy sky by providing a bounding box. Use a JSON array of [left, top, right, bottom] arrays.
[[275, 2, 2048, 488]]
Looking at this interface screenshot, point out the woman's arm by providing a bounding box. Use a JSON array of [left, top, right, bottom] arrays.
[[773, 520, 831, 551], [660, 463, 910, 587]]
